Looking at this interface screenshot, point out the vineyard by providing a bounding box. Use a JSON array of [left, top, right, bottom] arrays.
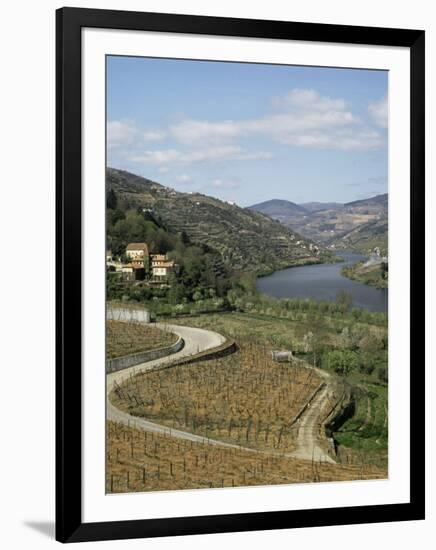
[[169, 312, 388, 459], [106, 309, 388, 491], [110, 342, 322, 453], [106, 320, 177, 359], [106, 420, 386, 493]]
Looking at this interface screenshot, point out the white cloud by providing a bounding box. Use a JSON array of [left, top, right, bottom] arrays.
[[165, 88, 382, 152], [279, 128, 384, 151], [129, 146, 272, 166], [108, 88, 386, 171], [368, 96, 388, 128], [169, 119, 240, 145], [107, 120, 139, 149], [143, 130, 166, 141], [168, 109, 357, 147], [107, 120, 165, 151], [273, 88, 348, 113]]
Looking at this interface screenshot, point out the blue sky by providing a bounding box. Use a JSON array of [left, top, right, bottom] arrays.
[[107, 56, 388, 207]]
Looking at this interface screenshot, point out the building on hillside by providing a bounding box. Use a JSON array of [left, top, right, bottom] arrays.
[[121, 264, 145, 282], [126, 242, 149, 261], [150, 254, 178, 280], [122, 244, 179, 282], [106, 250, 124, 273], [126, 242, 150, 270]]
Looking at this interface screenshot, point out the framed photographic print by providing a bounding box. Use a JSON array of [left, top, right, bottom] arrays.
[[56, 7, 425, 543]]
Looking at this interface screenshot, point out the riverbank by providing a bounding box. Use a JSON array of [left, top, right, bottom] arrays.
[[341, 260, 388, 289], [257, 252, 388, 313], [256, 253, 342, 278]]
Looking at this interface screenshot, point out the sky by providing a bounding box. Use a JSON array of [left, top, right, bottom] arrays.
[[107, 56, 388, 207]]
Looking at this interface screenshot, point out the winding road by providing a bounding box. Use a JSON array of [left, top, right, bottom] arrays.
[[107, 323, 225, 440], [289, 382, 335, 463], [107, 322, 335, 463]]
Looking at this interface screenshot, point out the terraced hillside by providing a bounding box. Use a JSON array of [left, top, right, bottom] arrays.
[[107, 168, 332, 274], [328, 218, 388, 256], [250, 193, 388, 254]]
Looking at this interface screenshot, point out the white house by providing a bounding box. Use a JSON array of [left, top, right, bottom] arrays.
[[151, 254, 177, 279], [126, 242, 149, 261]]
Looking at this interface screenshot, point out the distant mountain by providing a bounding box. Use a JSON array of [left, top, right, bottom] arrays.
[[107, 168, 332, 274], [299, 202, 343, 213], [249, 199, 308, 218], [323, 194, 388, 254], [328, 218, 388, 256], [345, 193, 388, 210], [248, 192, 388, 254]]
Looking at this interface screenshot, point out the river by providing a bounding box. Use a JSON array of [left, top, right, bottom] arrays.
[[257, 252, 388, 313]]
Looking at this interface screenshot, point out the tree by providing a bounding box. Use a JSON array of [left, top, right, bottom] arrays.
[[323, 349, 358, 377], [358, 357, 375, 376], [192, 289, 203, 302], [336, 290, 353, 312], [106, 188, 118, 210], [167, 283, 186, 305], [378, 366, 388, 384], [359, 333, 383, 352], [143, 256, 150, 277], [180, 230, 190, 246]]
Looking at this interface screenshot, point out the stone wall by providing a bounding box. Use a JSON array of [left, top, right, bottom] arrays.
[[148, 339, 238, 373], [106, 336, 184, 373], [107, 306, 151, 323]]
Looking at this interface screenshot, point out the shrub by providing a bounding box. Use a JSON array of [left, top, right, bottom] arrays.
[[323, 349, 358, 376]]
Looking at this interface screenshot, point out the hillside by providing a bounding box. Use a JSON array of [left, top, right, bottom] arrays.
[[299, 202, 343, 213], [248, 199, 308, 219], [107, 168, 332, 275], [249, 193, 388, 254], [345, 194, 388, 210], [329, 218, 388, 256]]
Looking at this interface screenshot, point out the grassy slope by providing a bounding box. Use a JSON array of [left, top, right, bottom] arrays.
[[334, 383, 388, 468]]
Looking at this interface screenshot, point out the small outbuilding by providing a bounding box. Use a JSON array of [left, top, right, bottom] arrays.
[[271, 350, 294, 363]]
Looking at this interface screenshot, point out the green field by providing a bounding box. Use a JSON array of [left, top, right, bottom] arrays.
[[334, 383, 388, 467]]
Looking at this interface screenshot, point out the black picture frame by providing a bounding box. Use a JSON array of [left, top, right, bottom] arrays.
[[56, 7, 425, 543]]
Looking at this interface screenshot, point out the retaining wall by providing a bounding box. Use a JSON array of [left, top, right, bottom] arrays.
[[146, 339, 238, 373], [106, 336, 184, 373], [107, 307, 151, 323]]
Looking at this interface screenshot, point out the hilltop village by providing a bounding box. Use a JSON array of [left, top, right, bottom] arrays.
[[106, 242, 179, 284]]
